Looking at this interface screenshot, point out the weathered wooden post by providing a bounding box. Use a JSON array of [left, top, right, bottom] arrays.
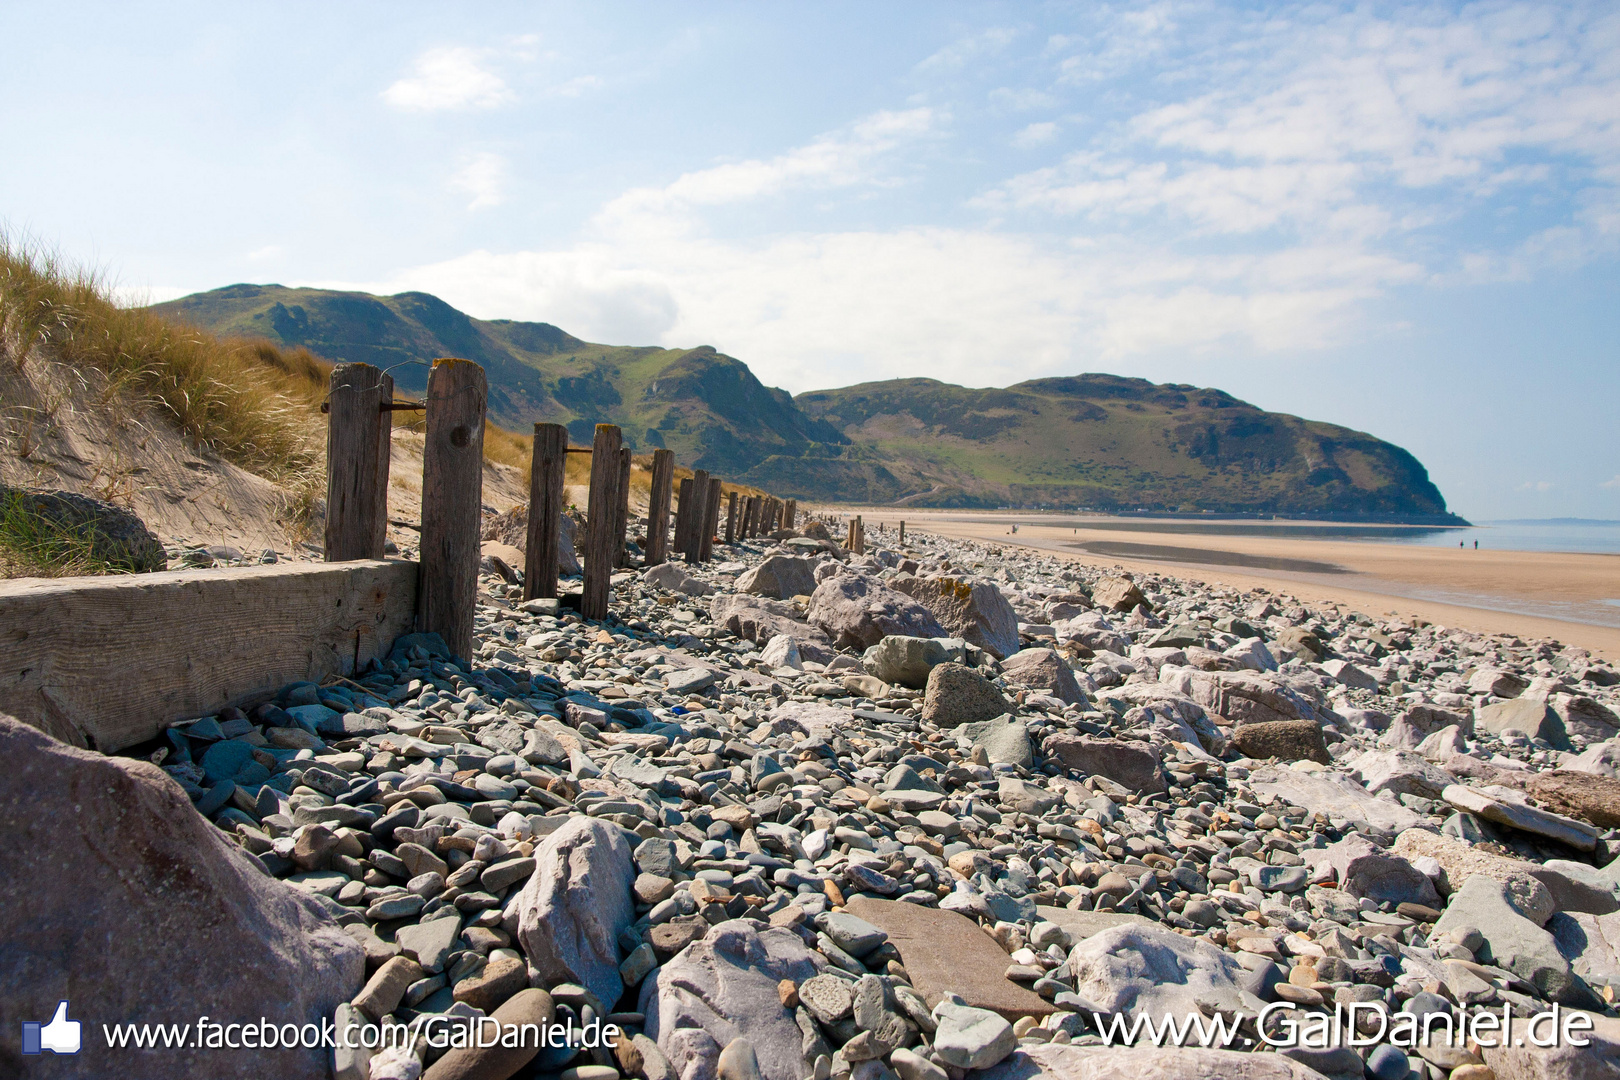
[[725, 491, 739, 544], [324, 362, 393, 561], [899, 520, 906, 545], [783, 498, 796, 530], [739, 496, 754, 539], [417, 359, 486, 659], [699, 477, 722, 561], [646, 448, 674, 565], [581, 424, 623, 622], [684, 469, 709, 563], [848, 514, 864, 554], [674, 478, 693, 560], [613, 447, 633, 567], [749, 496, 762, 538], [524, 423, 568, 600]]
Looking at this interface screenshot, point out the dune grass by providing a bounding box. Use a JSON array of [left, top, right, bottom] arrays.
[[1, 235, 329, 489], [0, 488, 117, 578], [1, 234, 770, 548]]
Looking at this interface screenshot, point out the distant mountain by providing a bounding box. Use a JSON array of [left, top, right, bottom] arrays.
[[153, 285, 1462, 521]]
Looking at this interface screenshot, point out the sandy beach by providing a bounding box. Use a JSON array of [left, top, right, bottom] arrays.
[[814, 509, 1620, 661]]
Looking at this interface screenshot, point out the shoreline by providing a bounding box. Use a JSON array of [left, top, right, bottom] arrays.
[[809, 508, 1620, 660]]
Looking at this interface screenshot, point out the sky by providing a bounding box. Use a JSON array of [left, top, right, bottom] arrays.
[[1, 2, 1616, 521]]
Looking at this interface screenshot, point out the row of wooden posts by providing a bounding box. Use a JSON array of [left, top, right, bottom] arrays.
[[320, 359, 800, 660]]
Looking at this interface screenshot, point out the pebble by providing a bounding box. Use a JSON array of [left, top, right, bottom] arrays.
[[147, 518, 1620, 1078]]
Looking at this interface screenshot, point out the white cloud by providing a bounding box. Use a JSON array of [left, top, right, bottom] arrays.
[[915, 27, 1019, 73], [1012, 122, 1058, 148], [449, 153, 509, 210], [382, 46, 514, 111], [245, 245, 282, 262], [326, 4, 1619, 398], [1602, 475, 1620, 490], [1517, 480, 1556, 492], [595, 108, 938, 239]]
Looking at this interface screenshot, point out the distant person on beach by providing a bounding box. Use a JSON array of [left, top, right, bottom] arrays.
[[1474, 540, 1478, 550]]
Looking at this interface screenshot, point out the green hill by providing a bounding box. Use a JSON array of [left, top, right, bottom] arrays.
[[792, 375, 1456, 518], [152, 285, 1461, 521]]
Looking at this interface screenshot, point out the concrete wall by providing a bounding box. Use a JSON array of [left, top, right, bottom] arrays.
[[0, 559, 418, 752]]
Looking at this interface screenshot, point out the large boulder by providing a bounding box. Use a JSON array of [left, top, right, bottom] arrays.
[[1309, 835, 1439, 907], [737, 555, 820, 600], [922, 663, 1010, 727], [1475, 697, 1568, 747], [1000, 648, 1087, 706], [508, 816, 635, 1009], [1347, 748, 1456, 800], [864, 636, 967, 690], [1231, 720, 1328, 764], [1159, 669, 1304, 727], [480, 504, 582, 576], [1042, 734, 1165, 793], [640, 919, 824, 1080], [807, 573, 946, 651], [1090, 576, 1148, 613], [1527, 770, 1620, 828], [1551, 693, 1620, 741], [892, 576, 1021, 659], [1066, 923, 1251, 1018], [644, 561, 713, 596], [710, 594, 831, 649], [1432, 875, 1602, 1008], [0, 715, 362, 1078], [1, 485, 166, 572]]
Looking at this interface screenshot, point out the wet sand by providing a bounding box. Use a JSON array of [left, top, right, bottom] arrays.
[[818, 510, 1620, 661]]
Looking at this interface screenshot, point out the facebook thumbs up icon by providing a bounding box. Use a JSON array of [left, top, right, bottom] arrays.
[[21, 1001, 82, 1055]]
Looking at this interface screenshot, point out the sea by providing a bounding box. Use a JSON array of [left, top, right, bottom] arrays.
[[1038, 518, 1620, 556]]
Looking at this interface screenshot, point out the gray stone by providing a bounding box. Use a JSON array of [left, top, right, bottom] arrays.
[[998, 777, 1060, 815], [1311, 834, 1440, 907], [807, 573, 946, 651], [862, 636, 965, 690], [509, 815, 635, 1009], [931, 1000, 1015, 1070], [963, 715, 1032, 768], [819, 912, 887, 957], [738, 556, 820, 600], [1246, 764, 1422, 833], [397, 915, 461, 974], [717, 1038, 763, 1080], [1475, 697, 1567, 747], [1066, 922, 1251, 1018], [922, 663, 1010, 727], [1442, 784, 1600, 851], [1432, 874, 1600, 1007], [710, 594, 831, 648], [799, 974, 854, 1024], [999, 648, 1087, 705], [1042, 733, 1164, 793], [640, 920, 825, 1080]]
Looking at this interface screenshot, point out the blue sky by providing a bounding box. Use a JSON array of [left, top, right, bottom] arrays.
[[2, 2, 1616, 520]]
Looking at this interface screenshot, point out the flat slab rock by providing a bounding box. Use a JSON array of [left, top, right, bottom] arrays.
[[980, 1043, 1336, 1080], [1246, 764, 1422, 833], [1032, 906, 1151, 943], [845, 896, 1053, 1020]]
